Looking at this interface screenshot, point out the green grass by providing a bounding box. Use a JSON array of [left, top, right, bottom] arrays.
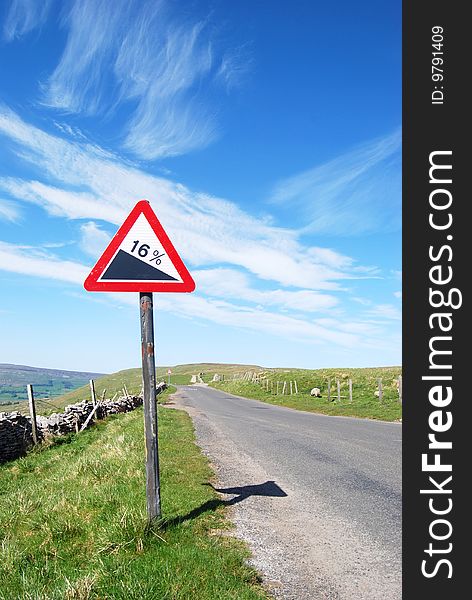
[[210, 367, 402, 421], [0, 406, 267, 600], [1, 363, 262, 416]]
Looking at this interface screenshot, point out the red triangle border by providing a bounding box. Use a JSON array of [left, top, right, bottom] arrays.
[[84, 200, 196, 293]]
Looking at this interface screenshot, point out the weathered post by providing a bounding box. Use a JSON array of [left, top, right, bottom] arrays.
[[26, 384, 38, 445], [294, 380, 298, 394], [89, 379, 97, 406], [337, 379, 341, 402], [327, 379, 331, 402], [398, 375, 403, 403], [349, 379, 353, 403], [140, 292, 161, 522]]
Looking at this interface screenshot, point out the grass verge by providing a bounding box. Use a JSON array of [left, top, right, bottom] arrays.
[[0, 406, 268, 600], [210, 367, 402, 421]]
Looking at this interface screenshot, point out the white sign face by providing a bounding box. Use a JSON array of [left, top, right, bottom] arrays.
[[97, 214, 183, 283]]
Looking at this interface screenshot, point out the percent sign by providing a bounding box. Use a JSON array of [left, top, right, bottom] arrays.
[[150, 249, 165, 265]]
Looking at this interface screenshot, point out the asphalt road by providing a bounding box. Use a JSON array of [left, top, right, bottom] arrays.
[[173, 384, 402, 599]]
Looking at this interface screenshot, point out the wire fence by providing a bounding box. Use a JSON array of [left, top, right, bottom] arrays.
[[225, 371, 403, 404]]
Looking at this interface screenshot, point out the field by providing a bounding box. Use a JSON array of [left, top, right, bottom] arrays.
[[209, 366, 402, 421], [0, 392, 267, 599], [0, 363, 261, 416], [1, 363, 402, 421], [0, 364, 104, 407]]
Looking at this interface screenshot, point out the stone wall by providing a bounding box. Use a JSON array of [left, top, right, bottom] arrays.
[[0, 382, 167, 464], [0, 412, 34, 463]]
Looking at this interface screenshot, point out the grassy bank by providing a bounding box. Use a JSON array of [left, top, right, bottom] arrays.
[[210, 367, 402, 421], [0, 406, 267, 599]]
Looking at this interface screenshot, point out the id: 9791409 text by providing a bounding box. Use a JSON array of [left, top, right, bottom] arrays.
[[431, 26, 445, 105]]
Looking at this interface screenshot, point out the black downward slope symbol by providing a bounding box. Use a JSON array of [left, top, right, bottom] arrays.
[[101, 249, 178, 281]]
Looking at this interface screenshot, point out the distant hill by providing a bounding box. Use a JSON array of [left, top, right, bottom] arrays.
[[0, 362, 261, 414], [0, 364, 106, 406]]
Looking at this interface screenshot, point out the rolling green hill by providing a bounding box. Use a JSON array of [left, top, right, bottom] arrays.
[[1, 362, 402, 421], [0, 363, 261, 415], [0, 364, 105, 407]]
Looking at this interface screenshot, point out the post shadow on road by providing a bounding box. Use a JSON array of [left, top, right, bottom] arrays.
[[159, 480, 287, 530]]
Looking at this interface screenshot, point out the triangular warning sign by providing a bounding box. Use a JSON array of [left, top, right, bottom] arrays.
[[84, 200, 195, 292]]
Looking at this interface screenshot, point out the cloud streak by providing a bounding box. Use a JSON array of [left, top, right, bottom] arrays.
[[0, 199, 20, 221], [24, 0, 242, 158], [2, 0, 52, 42], [0, 106, 370, 292], [0, 240, 358, 348], [0, 107, 399, 359], [271, 129, 401, 235]]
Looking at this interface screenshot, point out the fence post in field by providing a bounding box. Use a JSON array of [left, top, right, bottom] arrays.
[[294, 380, 298, 394], [398, 375, 402, 403], [26, 384, 39, 445], [89, 379, 97, 406], [327, 379, 331, 402], [282, 381, 287, 395], [290, 381, 293, 395], [378, 378, 383, 402], [349, 379, 353, 403], [337, 379, 341, 403]]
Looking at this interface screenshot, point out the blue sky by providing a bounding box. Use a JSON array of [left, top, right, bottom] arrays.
[[0, 0, 401, 373]]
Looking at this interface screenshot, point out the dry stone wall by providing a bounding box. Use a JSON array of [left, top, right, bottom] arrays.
[[0, 412, 34, 463], [0, 382, 167, 464]]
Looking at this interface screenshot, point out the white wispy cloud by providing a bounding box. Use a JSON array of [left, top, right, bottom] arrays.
[[0, 199, 20, 221], [0, 241, 88, 284], [79, 222, 111, 258], [0, 241, 358, 348], [0, 107, 398, 356], [364, 303, 402, 321], [43, 0, 129, 114], [0, 106, 370, 292], [194, 268, 339, 312], [2, 0, 52, 42], [216, 46, 253, 92], [116, 9, 217, 158], [270, 129, 401, 235], [30, 0, 244, 158]]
